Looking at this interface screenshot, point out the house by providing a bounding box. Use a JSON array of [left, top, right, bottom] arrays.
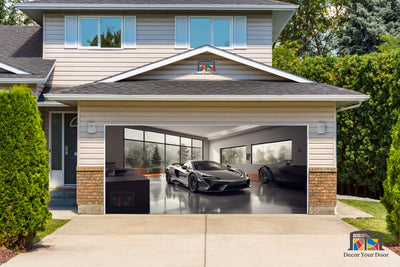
[[1, 0, 369, 215]]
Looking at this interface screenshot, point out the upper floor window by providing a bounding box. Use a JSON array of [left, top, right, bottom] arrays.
[[65, 16, 136, 49], [175, 16, 246, 50], [81, 17, 121, 48], [189, 17, 232, 48]]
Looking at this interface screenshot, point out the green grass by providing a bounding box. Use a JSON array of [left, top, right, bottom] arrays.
[[32, 219, 70, 243], [339, 199, 398, 245]]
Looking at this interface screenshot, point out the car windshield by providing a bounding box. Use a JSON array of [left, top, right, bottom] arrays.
[[192, 161, 227, 171]]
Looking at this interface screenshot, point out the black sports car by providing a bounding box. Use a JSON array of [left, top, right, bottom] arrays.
[[166, 160, 250, 192], [258, 160, 307, 188]]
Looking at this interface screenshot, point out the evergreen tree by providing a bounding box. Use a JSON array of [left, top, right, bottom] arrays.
[[151, 146, 162, 168], [338, 0, 400, 55]]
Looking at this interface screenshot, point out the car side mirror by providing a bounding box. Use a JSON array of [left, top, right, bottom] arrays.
[[227, 165, 232, 169], [182, 165, 188, 170]]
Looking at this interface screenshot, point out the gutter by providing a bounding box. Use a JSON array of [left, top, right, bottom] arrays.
[[45, 94, 370, 102], [15, 3, 298, 11], [336, 102, 363, 112]]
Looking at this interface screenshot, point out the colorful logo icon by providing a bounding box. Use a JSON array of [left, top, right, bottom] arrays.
[[349, 231, 383, 251]]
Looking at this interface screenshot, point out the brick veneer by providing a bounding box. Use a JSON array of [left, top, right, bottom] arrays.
[[309, 167, 337, 215], [76, 166, 104, 214]]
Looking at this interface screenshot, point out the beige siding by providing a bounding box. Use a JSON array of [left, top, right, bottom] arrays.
[[131, 53, 285, 81], [44, 12, 273, 87], [77, 101, 337, 168]]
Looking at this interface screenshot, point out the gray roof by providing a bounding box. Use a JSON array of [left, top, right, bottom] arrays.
[[49, 80, 366, 96], [26, 0, 293, 6], [0, 26, 54, 81]]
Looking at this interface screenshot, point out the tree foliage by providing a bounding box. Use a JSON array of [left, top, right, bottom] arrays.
[[382, 114, 400, 239], [338, 0, 400, 55], [151, 146, 162, 167], [277, 0, 348, 57], [0, 0, 33, 25], [275, 47, 400, 198], [0, 85, 51, 249]]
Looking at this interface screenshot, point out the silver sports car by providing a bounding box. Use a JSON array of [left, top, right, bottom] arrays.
[[166, 160, 250, 192]]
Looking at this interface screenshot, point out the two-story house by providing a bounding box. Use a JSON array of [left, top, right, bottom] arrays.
[[0, 0, 369, 215]]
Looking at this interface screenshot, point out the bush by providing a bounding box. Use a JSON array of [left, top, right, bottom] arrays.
[[381, 114, 400, 239], [0, 85, 51, 249], [274, 49, 400, 198]]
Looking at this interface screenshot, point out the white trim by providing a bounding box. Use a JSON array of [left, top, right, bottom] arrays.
[[16, 3, 299, 11], [0, 62, 31, 75], [46, 93, 370, 102], [98, 45, 314, 83], [37, 101, 69, 107]]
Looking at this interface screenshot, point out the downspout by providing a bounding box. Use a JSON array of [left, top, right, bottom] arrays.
[[336, 102, 362, 113]]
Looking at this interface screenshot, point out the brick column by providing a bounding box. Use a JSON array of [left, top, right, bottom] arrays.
[[309, 167, 337, 215], [76, 166, 104, 214]]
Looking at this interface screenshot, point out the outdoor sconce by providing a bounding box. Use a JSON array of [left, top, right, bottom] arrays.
[[317, 122, 327, 134], [87, 122, 96, 134]]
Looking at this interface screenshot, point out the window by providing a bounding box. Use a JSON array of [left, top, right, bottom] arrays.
[[65, 16, 136, 49], [189, 17, 232, 48], [80, 17, 121, 48], [124, 128, 204, 171], [221, 146, 246, 165], [252, 140, 292, 164]]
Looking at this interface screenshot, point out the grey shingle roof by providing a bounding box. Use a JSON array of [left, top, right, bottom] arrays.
[[49, 80, 366, 96], [27, 0, 293, 6], [0, 26, 54, 81]]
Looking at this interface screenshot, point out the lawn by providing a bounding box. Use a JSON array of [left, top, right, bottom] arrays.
[[32, 219, 70, 243], [339, 199, 398, 245]]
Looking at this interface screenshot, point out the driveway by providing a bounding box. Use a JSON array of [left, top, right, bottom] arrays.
[[4, 214, 400, 267]]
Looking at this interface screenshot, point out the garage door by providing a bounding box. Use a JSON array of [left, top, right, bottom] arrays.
[[105, 125, 308, 214]]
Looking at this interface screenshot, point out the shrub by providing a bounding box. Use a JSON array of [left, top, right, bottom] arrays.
[[381, 114, 400, 239], [0, 85, 51, 249]]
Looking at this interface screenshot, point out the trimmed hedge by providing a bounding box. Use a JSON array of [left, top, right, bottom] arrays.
[[274, 49, 400, 198], [0, 85, 51, 249], [382, 114, 400, 239]]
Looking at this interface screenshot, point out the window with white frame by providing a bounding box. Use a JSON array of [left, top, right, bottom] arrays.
[[65, 16, 136, 49], [175, 16, 246, 49]]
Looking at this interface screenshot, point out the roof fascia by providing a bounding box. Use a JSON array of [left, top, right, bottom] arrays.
[[15, 3, 298, 11], [98, 46, 313, 83], [0, 62, 31, 75], [45, 94, 370, 102], [0, 78, 46, 83]]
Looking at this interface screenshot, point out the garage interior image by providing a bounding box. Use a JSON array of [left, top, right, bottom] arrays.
[[105, 125, 308, 214]]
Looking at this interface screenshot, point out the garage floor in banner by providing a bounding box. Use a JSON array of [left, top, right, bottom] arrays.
[[149, 175, 307, 214]]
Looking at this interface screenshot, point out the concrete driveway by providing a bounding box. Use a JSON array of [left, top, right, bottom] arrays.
[[4, 214, 400, 267]]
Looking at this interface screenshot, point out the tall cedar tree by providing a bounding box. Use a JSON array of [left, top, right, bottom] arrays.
[[338, 0, 400, 55], [277, 0, 348, 57], [0, 85, 51, 249]]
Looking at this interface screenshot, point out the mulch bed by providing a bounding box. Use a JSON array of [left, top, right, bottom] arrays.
[[387, 245, 400, 256], [0, 247, 18, 265]]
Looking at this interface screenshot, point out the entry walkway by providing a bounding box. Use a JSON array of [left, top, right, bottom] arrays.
[[4, 215, 400, 267]]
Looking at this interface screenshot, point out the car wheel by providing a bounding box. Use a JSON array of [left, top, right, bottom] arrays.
[[259, 167, 273, 184], [166, 172, 173, 184], [188, 174, 198, 192]]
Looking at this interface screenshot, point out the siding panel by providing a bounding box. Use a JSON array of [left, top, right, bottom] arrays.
[[77, 101, 337, 168], [44, 12, 273, 86]]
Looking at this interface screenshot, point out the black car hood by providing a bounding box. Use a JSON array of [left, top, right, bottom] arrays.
[[200, 170, 244, 180]]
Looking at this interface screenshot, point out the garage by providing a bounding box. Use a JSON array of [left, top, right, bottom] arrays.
[[105, 124, 308, 214]]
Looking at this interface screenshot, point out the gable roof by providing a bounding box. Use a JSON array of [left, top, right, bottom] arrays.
[[0, 26, 55, 83], [45, 80, 370, 109], [99, 45, 313, 83]]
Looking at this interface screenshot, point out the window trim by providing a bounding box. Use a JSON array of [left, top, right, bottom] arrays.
[[220, 145, 247, 165], [78, 15, 124, 49], [188, 16, 234, 49]]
